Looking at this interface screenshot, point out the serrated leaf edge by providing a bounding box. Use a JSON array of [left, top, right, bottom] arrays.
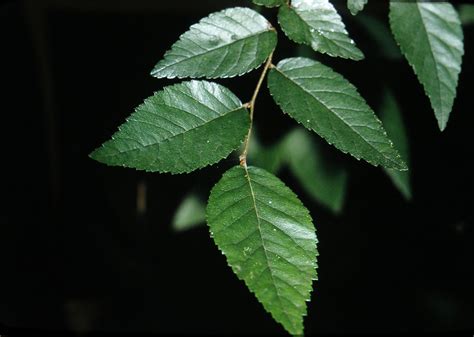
[[151, 7, 278, 80], [268, 57, 407, 171], [277, 2, 365, 61], [206, 165, 318, 335], [388, 2, 464, 131]]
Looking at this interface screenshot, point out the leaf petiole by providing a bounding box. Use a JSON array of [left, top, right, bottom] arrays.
[[240, 52, 274, 167]]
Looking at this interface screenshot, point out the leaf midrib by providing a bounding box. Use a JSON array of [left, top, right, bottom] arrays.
[[243, 166, 297, 333]]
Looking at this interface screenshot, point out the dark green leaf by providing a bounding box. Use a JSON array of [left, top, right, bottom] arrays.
[[282, 128, 348, 213], [247, 131, 285, 174], [347, 0, 368, 16], [151, 7, 277, 79], [90, 81, 249, 173], [459, 4, 474, 25], [172, 193, 206, 231], [268, 57, 407, 170], [207, 166, 317, 335], [278, 0, 364, 60], [379, 89, 412, 200], [389, 1, 464, 131], [252, 0, 285, 8], [354, 14, 401, 60]]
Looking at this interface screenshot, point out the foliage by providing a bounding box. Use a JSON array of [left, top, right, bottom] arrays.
[[90, 1, 465, 334]]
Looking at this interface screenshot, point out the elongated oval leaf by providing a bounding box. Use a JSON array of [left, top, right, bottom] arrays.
[[207, 166, 317, 335], [347, 0, 368, 16], [379, 89, 412, 200], [252, 0, 285, 7], [278, 0, 364, 60], [268, 57, 407, 170], [282, 128, 348, 213], [151, 7, 277, 79], [389, 1, 464, 131], [90, 81, 249, 173]]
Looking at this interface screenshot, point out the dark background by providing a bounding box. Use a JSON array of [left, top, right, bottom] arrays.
[[1, 0, 473, 335]]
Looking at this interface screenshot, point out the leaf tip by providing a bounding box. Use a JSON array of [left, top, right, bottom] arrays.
[[437, 119, 448, 132], [88, 147, 102, 162]]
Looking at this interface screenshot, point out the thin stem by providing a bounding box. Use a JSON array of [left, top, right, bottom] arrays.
[[240, 52, 274, 167]]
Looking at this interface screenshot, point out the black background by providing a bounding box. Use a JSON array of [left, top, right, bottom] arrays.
[[1, 0, 473, 335]]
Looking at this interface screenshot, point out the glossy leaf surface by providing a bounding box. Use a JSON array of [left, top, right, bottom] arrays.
[[207, 166, 317, 335], [389, 1, 464, 130], [90, 81, 249, 173], [278, 0, 364, 60], [268, 57, 407, 170], [151, 7, 277, 79]]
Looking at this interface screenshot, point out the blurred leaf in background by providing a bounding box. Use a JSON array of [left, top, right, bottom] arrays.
[[172, 193, 206, 231], [379, 89, 412, 200]]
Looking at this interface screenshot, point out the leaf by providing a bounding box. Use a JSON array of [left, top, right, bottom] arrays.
[[459, 4, 474, 26], [354, 14, 401, 60], [207, 166, 317, 335], [151, 7, 277, 79], [389, 1, 464, 131], [282, 128, 348, 213], [252, 0, 285, 8], [172, 193, 206, 231], [278, 0, 364, 60], [268, 57, 407, 171], [247, 131, 285, 174], [347, 0, 368, 16], [90, 81, 249, 173], [379, 89, 412, 200]]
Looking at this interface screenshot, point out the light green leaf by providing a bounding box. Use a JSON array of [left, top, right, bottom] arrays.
[[459, 4, 474, 25], [151, 7, 277, 79], [347, 0, 368, 16], [172, 193, 206, 231], [379, 89, 412, 200], [90, 81, 249, 173], [207, 166, 317, 335], [268, 57, 407, 171], [282, 128, 348, 213], [252, 0, 285, 8], [278, 0, 364, 60], [389, 1, 464, 131]]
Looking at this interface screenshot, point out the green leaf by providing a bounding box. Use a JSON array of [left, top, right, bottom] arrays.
[[247, 131, 285, 174], [207, 166, 317, 335], [354, 14, 401, 60], [379, 89, 412, 200], [459, 4, 474, 26], [268, 57, 407, 171], [252, 0, 285, 8], [389, 1, 464, 131], [347, 0, 368, 16], [151, 7, 277, 79], [172, 193, 206, 231], [90, 81, 249, 173], [282, 128, 348, 213], [278, 0, 364, 60]]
